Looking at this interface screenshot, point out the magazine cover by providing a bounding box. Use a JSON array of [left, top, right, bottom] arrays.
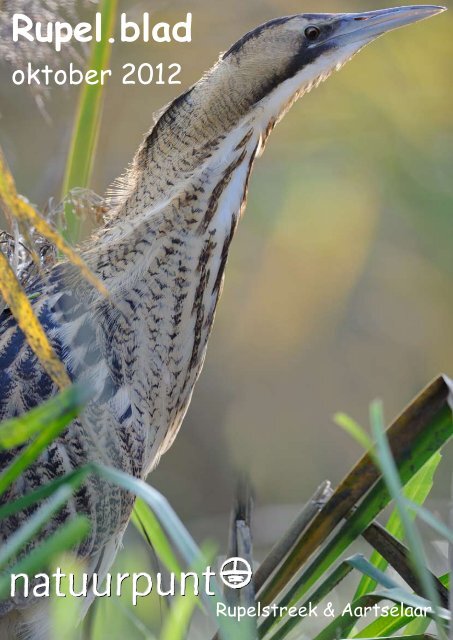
[[0, 1, 451, 639]]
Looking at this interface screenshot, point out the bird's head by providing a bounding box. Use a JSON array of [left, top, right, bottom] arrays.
[[213, 5, 446, 130], [129, 5, 446, 214]]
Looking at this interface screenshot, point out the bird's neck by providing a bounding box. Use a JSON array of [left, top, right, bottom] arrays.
[[87, 81, 267, 291], [106, 72, 258, 224], [94, 137, 254, 280], [75, 64, 309, 466], [81, 109, 262, 466]]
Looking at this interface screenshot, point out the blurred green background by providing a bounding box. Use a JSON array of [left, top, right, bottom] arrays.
[[0, 1, 452, 637]]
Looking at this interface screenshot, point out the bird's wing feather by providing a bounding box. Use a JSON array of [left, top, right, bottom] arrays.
[[0, 279, 61, 423]]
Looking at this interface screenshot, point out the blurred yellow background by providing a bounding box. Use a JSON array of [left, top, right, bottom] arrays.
[[0, 1, 452, 635]]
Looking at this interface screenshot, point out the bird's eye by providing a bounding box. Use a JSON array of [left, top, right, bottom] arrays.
[[304, 26, 321, 41]]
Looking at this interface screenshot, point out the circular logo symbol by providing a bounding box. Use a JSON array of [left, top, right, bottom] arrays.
[[219, 557, 252, 589]]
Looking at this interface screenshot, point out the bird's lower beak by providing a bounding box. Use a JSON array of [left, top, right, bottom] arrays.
[[333, 5, 446, 44]]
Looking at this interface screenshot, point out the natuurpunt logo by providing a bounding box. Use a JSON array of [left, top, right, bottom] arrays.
[[10, 557, 253, 606]]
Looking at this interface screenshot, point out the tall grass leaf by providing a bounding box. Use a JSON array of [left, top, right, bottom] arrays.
[[92, 464, 250, 640], [50, 554, 86, 640], [0, 467, 92, 522], [269, 554, 420, 640], [132, 498, 183, 577], [335, 412, 373, 451], [0, 516, 90, 600], [353, 574, 449, 638], [402, 618, 431, 636], [310, 586, 450, 640], [61, 0, 118, 244], [268, 555, 374, 640], [403, 500, 453, 544], [0, 486, 73, 569], [160, 543, 217, 640], [369, 400, 447, 640], [354, 612, 423, 638], [0, 385, 91, 496], [0, 384, 91, 449]]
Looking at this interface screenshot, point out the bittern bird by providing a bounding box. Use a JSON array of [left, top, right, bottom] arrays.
[[0, 5, 446, 638]]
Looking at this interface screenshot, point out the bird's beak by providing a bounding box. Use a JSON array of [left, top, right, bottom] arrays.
[[329, 5, 446, 45]]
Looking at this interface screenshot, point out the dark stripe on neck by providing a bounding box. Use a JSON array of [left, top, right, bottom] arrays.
[[222, 16, 295, 59], [247, 41, 331, 108]]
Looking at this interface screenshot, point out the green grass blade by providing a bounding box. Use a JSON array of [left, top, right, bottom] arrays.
[[269, 408, 451, 639], [0, 383, 91, 450], [348, 633, 436, 640], [0, 385, 91, 496], [402, 618, 431, 636], [269, 554, 406, 640], [0, 516, 90, 600], [61, 0, 118, 243], [355, 613, 425, 638], [272, 536, 449, 640], [361, 521, 449, 607], [268, 555, 383, 640], [353, 574, 449, 638], [50, 555, 85, 640], [0, 486, 73, 569], [94, 465, 199, 565], [404, 500, 453, 543], [369, 401, 447, 640], [354, 453, 441, 599], [132, 497, 183, 576], [311, 585, 449, 640], [91, 464, 251, 640], [0, 466, 93, 521], [160, 589, 199, 640], [335, 412, 373, 451], [160, 543, 217, 640]]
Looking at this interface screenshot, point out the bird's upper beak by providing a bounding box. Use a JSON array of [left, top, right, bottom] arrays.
[[327, 5, 446, 45]]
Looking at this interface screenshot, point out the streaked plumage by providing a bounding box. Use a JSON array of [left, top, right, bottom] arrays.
[[0, 6, 445, 638]]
